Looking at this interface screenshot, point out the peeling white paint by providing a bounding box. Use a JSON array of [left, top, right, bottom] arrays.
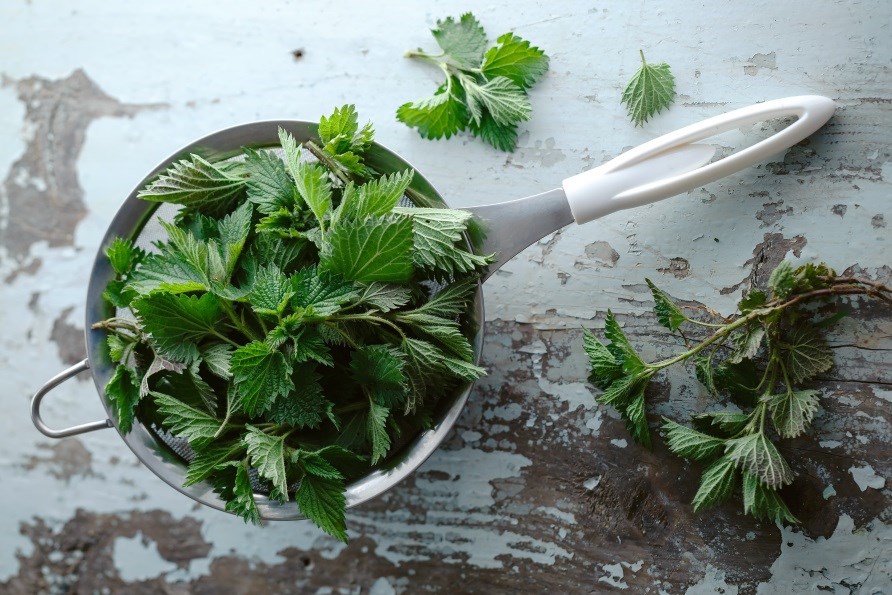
[[685, 565, 739, 594], [756, 515, 891, 593], [598, 562, 628, 589], [610, 438, 628, 448], [113, 532, 177, 582], [849, 464, 886, 492]]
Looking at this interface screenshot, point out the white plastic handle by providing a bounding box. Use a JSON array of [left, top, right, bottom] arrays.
[[562, 95, 836, 224]]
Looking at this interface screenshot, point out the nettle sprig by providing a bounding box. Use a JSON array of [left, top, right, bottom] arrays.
[[397, 13, 549, 151], [584, 261, 890, 523]]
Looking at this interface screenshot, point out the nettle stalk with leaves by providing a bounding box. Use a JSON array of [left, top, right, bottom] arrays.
[[97, 105, 492, 541], [584, 261, 890, 523]]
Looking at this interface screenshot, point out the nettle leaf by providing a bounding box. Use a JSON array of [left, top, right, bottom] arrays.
[[738, 289, 767, 313], [462, 75, 532, 127], [779, 323, 833, 383], [415, 324, 474, 361], [726, 433, 793, 489], [693, 411, 751, 437], [595, 373, 642, 409], [296, 474, 347, 542], [766, 389, 821, 438], [432, 13, 487, 69], [583, 328, 623, 390], [295, 451, 343, 481], [293, 160, 333, 229], [694, 354, 719, 395], [621, 50, 676, 127], [268, 364, 328, 429], [185, 442, 244, 487], [712, 359, 762, 405], [248, 264, 292, 316], [200, 343, 233, 379], [291, 267, 360, 316], [604, 310, 645, 374], [728, 326, 765, 364], [396, 88, 469, 141], [692, 455, 737, 512], [106, 237, 145, 276], [468, 112, 517, 152], [337, 170, 414, 223], [138, 154, 246, 216], [318, 104, 374, 161], [662, 418, 726, 461], [407, 278, 477, 320], [624, 390, 651, 447], [351, 345, 407, 408], [393, 207, 491, 277], [367, 400, 392, 465], [481, 32, 548, 89], [356, 283, 412, 313], [230, 341, 294, 416], [107, 335, 127, 363], [228, 461, 262, 525], [769, 260, 795, 299], [106, 365, 141, 434], [132, 293, 222, 363], [244, 425, 289, 499], [320, 214, 414, 282], [151, 391, 220, 450], [645, 278, 686, 332], [792, 262, 836, 293], [243, 147, 298, 214], [742, 472, 799, 525], [139, 355, 187, 398]]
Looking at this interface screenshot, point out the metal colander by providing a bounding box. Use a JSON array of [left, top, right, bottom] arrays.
[[30, 97, 836, 520]]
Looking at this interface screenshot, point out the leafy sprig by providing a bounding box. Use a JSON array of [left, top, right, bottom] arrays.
[[397, 13, 549, 151], [584, 261, 890, 523], [97, 105, 491, 541], [621, 49, 676, 126]]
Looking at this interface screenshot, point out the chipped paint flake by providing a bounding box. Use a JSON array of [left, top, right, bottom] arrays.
[[849, 464, 886, 492]]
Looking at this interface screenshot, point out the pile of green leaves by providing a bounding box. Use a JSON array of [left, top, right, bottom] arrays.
[[397, 13, 549, 151], [583, 261, 890, 523], [98, 105, 491, 541]]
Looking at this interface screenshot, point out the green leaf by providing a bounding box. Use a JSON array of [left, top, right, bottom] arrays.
[[293, 161, 333, 229], [396, 88, 469, 141], [481, 33, 549, 89], [106, 365, 140, 434], [765, 389, 821, 438], [296, 474, 347, 542], [728, 326, 765, 364], [406, 278, 477, 319], [462, 75, 532, 127], [468, 112, 518, 151], [662, 418, 726, 461], [393, 207, 491, 277], [320, 214, 414, 282], [621, 50, 676, 127], [779, 323, 833, 383], [228, 461, 262, 525], [230, 341, 294, 416], [738, 289, 767, 313], [139, 354, 187, 398], [151, 391, 221, 450], [791, 263, 836, 293], [624, 390, 651, 447], [106, 237, 144, 275], [595, 374, 642, 408], [603, 310, 644, 374], [337, 170, 414, 224], [726, 433, 793, 489], [107, 334, 127, 363], [432, 13, 487, 69], [127, 222, 209, 295], [356, 283, 412, 313], [694, 354, 719, 395], [742, 472, 799, 524], [137, 154, 246, 216], [247, 264, 292, 316], [768, 260, 795, 299], [243, 147, 298, 214], [132, 293, 223, 363], [200, 343, 233, 379], [244, 425, 289, 500], [184, 442, 244, 487], [415, 324, 475, 361], [367, 400, 392, 465], [291, 267, 360, 316], [268, 365, 328, 429], [582, 328, 623, 390], [692, 455, 737, 512], [645, 278, 686, 332], [693, 411, 751, 437], [712, 358, 762, 405], [293, 450, 343, 480], [318, 104, 374, 159], [351, 345, 407, 408]]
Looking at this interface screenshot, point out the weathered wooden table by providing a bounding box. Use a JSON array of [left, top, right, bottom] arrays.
[[1, 1, 888, 592]]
